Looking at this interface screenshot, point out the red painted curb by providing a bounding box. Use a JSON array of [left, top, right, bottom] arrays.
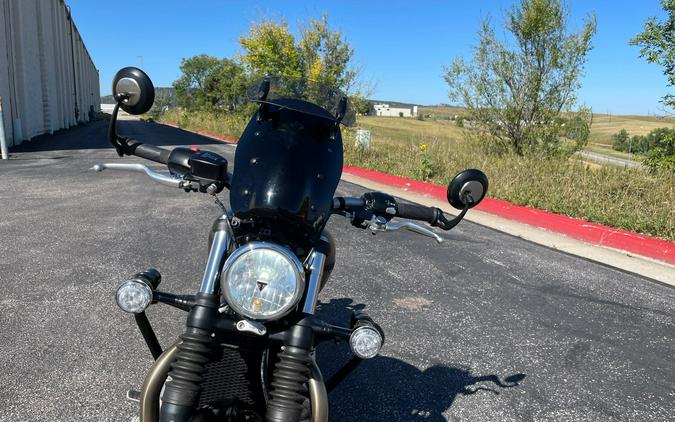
[[343, 166, 675, 265], [157, 121, 674, 265]]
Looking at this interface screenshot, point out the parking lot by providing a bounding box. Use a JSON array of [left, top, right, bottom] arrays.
[[1, 120, 673, 421]]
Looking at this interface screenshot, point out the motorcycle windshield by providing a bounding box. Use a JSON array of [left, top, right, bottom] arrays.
[[230, 81, 345, 241], [246, 76, 356, 126]]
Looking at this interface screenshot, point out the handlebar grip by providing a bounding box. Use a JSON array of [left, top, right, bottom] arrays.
[[396, 202, 438, 224], [125, 140, 171, 164], [332, 197, 366, 210]]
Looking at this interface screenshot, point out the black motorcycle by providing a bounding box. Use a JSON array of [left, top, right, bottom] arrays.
[[96, 67, 489, 422]]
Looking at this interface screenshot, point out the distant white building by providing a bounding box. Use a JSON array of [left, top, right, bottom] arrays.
[[373, 103, 418, 117]]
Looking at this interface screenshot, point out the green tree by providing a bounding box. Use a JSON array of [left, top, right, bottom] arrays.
[[643, 129, 675, 171], [298, 15, 357, 92], [147, 88, 177, 120], [173, 55, 221, 109], [611, 129, 630, 151], [239, 15, 357, 93], [202, 59, 249, 112], [238, 19, 302, 78], [173, 55, 247, 111], [350, 94, 372, 115], [444, 0, 596, 155], [564, 107, 592, 150], [630, 0, 675, 110]]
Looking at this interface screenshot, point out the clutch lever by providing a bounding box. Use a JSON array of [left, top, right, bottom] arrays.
[[367, 216, 443, 244], [92, 163, 192, 189]]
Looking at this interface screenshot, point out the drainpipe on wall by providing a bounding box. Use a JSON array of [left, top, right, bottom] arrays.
[[66, 6, 79, 123], [0, 97, 8, 159]]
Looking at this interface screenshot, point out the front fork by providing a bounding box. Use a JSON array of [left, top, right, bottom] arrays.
[[158, 216, 233, 422], [140, 218, 350, 422]]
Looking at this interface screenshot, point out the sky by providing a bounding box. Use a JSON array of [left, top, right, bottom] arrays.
[[67, 0, 671, 116]]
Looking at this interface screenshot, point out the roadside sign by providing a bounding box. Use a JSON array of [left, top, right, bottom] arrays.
[[356, 128, 371, 150]]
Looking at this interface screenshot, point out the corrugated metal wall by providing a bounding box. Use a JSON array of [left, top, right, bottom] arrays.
[[0, 0, 100, 147]]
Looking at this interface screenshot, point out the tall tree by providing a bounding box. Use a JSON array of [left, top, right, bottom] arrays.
[[444, 0, 596, 155], [630, 0, 675, 111], [239, 15, 357, 93], [173, 55, 247, 111], [238, 19, 302, 79], [173, 54, 222, 109]]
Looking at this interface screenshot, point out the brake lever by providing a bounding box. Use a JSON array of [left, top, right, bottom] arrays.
[[367, 217, 443, 244], [92, 163, 191, 189]]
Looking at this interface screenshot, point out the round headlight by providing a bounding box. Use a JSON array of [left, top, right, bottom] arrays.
[[221, 242, 305, 320]]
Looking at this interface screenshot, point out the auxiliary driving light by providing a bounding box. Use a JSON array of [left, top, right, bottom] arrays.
[[349, 325, 383, 359], [116, 279, 153, 314]]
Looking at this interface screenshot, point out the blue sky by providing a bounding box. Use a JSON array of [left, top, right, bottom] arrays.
[[68, 0, 670, 115]]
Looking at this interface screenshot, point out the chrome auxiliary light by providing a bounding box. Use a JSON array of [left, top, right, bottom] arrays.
[[115, 269, 160, 314], [349, 325, 383, 359]]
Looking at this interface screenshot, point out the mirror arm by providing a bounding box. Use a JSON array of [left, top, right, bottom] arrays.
[[436, 196, 474, 231], [108, 101, 125, 157], [108, 95, 134, 157]]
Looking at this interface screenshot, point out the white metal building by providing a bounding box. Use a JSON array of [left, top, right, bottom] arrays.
[[0, 0, 100, 147], [373, 103, 418, 117]]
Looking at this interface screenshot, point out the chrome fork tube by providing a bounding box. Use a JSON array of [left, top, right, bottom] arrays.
[[303, 251, 326, 314], [199, 217, 233, 294]]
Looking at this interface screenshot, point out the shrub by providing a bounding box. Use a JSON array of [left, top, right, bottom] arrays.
[[563, 110, 592, 151], [611, 129, 630, 151], [613, 127, 675, 156], [643, 130, 675, 172], [455, 116, 464, 128]]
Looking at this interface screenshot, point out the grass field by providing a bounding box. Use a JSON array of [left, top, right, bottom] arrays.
[[589, 114, 675, 144], [159, 111, 674, 241], [346, 116, 673, 241]]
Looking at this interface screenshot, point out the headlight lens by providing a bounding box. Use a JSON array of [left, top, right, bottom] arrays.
[[222, 242, 304, 320]]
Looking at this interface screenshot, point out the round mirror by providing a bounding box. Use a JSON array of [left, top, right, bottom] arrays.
[[447, 169, 489, 209], [112, 67, 155, 115]]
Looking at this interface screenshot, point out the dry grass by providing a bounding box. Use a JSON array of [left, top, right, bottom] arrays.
[[347, 116, 674, 241], [162, 109, 249, 139], [588, 114, 675, 145], [418, 106, 466, 119]]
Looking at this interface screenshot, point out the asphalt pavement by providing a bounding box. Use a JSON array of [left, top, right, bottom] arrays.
[[0, 120, 673, 421]]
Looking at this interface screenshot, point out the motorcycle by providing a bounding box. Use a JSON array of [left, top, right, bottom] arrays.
[[96, 67, 489, 422]]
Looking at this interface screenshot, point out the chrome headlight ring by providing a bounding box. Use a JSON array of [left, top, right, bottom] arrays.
[[221, 242, 305, 321]]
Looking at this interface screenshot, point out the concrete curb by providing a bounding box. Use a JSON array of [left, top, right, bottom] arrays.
[[156, 121, 675, 271]]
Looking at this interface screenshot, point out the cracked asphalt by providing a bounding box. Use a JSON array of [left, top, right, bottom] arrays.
[[0, 120, 673, 421]]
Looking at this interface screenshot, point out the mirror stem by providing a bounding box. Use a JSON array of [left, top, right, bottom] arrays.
[[437, 201, 471, 230], [108, 101, 127, 157]]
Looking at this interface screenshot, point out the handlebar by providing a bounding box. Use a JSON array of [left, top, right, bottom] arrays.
[[332, 193, 470, 233], [396, 202, 438, 224], [124, 139, 171, 164]]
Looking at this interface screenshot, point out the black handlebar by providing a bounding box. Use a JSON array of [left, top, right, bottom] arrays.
[[125, 139, 171, 164], [396, 202, 438, 224], [332, 193, 470, 232]]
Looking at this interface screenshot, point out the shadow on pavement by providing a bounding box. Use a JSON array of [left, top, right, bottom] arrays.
[[9, 119, 223, 153], [315, 299, 526, 421]]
